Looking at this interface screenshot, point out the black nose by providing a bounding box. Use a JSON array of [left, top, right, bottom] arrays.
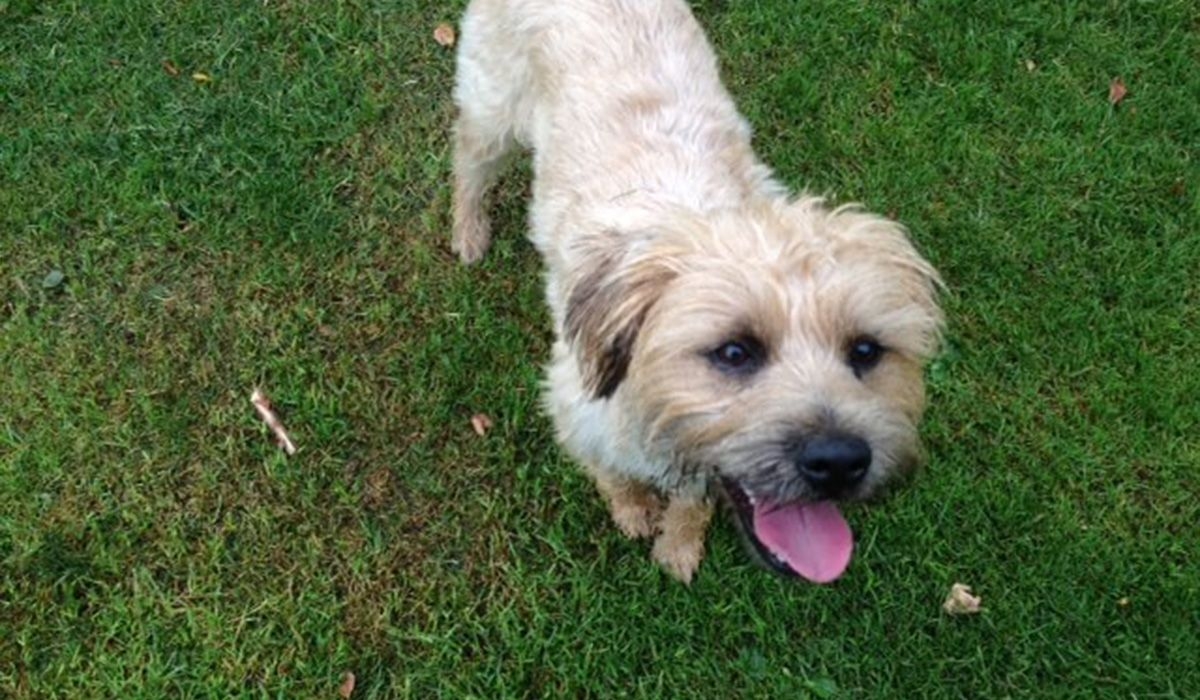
[[796, 435, 871, 497]]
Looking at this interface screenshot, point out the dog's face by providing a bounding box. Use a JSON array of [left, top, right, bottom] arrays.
[[566, 198, 943, 582]]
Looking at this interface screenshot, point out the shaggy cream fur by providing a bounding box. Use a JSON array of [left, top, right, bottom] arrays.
[[451, 0, 943, 583]]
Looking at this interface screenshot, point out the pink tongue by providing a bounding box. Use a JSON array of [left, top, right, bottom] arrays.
[[752, 500, 853, 583]]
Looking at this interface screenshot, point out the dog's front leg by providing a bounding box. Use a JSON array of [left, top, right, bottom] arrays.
[[590, 469, 664, 540], [652, 494, 714, 584]]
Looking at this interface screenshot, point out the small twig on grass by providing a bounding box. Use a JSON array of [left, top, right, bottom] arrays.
[[251, 388, 297, 455]]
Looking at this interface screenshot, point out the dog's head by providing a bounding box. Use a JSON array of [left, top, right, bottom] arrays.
[[565, 197, 943, 582]]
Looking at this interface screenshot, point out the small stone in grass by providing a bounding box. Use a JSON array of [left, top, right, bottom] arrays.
[[42, 269, 65, 289]]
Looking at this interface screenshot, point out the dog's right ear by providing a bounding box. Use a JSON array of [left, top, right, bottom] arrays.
[[564, 236, 675, 400]]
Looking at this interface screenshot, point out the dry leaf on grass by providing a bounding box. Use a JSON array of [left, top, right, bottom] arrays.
[[339, 671, 356, 699], [162, 59, 181, 77], [250, 389, 297, 455], [192, 71, 212, 84], [471, 413, 494, 436], [433, 23, 456, 48], [942, 583, 982, 615], [1024, 59, 1036, 72], [1108, 77, 1128, 106]]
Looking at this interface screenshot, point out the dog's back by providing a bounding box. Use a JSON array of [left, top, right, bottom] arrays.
[[452, 0, 775, 264], [455, 0, 725, 147]]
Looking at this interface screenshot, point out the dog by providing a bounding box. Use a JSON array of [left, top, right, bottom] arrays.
[[449, 0, 943, 583]]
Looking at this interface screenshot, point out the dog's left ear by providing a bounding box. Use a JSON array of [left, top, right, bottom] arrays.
[[564, 234, 676, 399]]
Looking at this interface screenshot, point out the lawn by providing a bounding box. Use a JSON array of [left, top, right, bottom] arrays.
[[2, 0, 1198, 697]]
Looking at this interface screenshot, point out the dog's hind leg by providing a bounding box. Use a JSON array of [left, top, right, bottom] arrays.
[[449, 3, 533, 264], [450, 115, 514, 264]]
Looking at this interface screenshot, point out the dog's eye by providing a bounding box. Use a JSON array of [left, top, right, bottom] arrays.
[[847, 336, 884, 376], [709, 338, 765, 375]]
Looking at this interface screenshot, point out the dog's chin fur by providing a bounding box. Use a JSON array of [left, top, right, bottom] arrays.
[[450, 0, 944, 584]]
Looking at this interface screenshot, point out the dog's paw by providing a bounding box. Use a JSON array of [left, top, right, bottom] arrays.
[[451, 217, 491, 265], [452, 235, 490, 265], [651, 531, 705, 585], [609, 492, 663, 540]]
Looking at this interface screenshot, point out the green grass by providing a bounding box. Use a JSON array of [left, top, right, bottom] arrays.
[[2, 0, 1198, 697]]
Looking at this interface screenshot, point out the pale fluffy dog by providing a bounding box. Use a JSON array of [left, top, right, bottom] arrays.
[[450, 0, 943, 583]]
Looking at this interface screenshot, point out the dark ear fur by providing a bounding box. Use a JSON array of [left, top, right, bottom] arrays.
[[564, 239, 673, 399]]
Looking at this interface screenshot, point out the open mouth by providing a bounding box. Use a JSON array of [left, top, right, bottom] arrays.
[[722, 478, 854, 583]]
